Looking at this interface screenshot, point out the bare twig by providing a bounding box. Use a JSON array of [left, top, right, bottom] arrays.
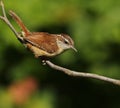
[[0, 1, 23, 41], [46, 61, 120, 86]]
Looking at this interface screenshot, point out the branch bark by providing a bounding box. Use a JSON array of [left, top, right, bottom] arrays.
[[46, 61, 120, 86], [1, 1, 120, 86], [0, 1, 23, 41]]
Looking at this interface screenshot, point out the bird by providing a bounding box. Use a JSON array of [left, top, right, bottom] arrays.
[[9, 11, 77, 60]]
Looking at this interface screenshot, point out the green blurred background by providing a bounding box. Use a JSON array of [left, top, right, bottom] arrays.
[[0, 0, 120, 108]]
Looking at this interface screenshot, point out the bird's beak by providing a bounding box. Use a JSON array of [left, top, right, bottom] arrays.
[[71, 46, 77, 52]]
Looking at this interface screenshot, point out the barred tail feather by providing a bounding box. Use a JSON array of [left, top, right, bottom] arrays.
[[9, 10, 31, 36]]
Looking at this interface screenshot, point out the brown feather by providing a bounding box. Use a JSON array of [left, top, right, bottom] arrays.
[[24, 32, 59, 54], [9, 11, 31, 36]]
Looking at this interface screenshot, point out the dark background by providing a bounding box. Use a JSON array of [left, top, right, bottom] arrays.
[[0, 0, 120, 108]]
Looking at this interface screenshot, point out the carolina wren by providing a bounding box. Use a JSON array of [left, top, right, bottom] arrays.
[[9, 11, 77, 59]]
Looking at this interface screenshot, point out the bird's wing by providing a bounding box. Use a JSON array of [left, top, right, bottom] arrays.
[[23, 33, 58, 53]]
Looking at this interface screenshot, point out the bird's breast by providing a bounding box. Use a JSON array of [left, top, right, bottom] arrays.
[[26, 43, 64, 58]]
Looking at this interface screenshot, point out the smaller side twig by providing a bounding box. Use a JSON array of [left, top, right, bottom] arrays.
[[0, 1, 23, 41], [46, 61, 120, 86]]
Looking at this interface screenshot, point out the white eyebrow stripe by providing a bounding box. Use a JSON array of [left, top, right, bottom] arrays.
[[64, 38, 69, 43], [57, 34, 62, 37], [57, 34, 64, 40], [57, 34, 70, 44]]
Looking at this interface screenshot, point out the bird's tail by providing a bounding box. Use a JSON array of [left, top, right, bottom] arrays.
[[9, 10, 31, 36]]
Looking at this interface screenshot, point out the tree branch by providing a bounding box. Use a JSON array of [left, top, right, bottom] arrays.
[[0, 1, 23, 41], [1, 1, 120, 86], [46, 61, 120, 86]]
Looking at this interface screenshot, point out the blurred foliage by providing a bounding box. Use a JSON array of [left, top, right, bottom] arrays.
[[0, 0, 120, 108]]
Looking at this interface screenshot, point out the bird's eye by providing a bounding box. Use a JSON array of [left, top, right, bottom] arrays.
[[64, 39, 69, 44]]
